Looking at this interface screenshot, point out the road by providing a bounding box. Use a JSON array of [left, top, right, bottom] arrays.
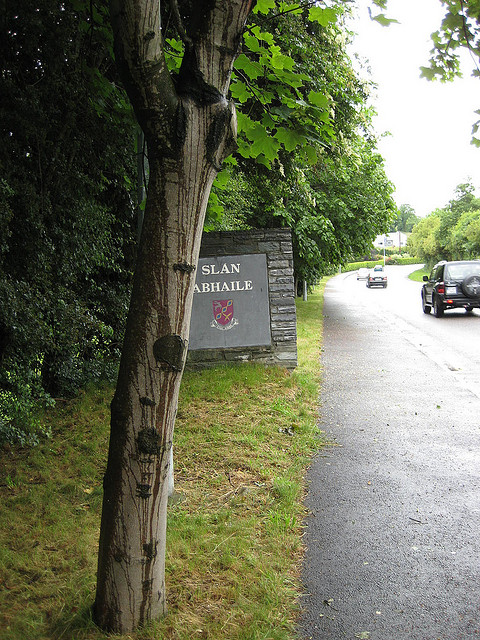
[[299, 265, 480, 640], [344, 265, 480, 399]]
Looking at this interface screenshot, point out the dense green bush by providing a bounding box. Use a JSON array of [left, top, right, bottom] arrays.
[[0, 388, 52, 447], [0, 0, 137, 444]]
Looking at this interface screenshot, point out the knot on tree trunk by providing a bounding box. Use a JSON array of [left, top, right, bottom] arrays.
[[153, 334, 187, 371]]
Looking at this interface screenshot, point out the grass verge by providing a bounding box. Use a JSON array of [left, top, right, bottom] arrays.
[[0, 282, 328, 640], [408, 266, 429, 281]]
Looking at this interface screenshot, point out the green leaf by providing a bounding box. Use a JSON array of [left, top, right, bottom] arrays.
[[222, 155, 237, 166], [166, 38, 184, 53], [371, 12, 399, 26], [253, 0, 276, 15], [261, 113, 277, 128], [420, 66, 437, 81], [260, 91, 276, 106], [234, 54, 263, 80], [165, 38, 184, 72], [249, 126, 281, 163], [270, 105, 294, 120], [230, 80, 252, 103], [308, 91, 329, 109], [308, 7, 337, 27], [236, 111, 255, 137], [250, 26, 275, 46], [269, 50, 295, 71], [236, 142, 254, 159], [442, 12, 465, 31], [214, 170, 230, 189], [243, 34, 263, 54], [205, 191, 224, 227], [304, 145, 318, 165], [236, 114, 282, 164], [274, 127, 305, 152], [279, 1, 302, 15]]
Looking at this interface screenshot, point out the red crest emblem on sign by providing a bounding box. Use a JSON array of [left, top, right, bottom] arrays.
[[212, 299, 234, 326]]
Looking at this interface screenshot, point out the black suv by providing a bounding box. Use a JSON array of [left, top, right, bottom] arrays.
[[422, 260, 480, 317]]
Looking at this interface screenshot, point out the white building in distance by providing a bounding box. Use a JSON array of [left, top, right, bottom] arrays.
[[374, 231, 408, 251]]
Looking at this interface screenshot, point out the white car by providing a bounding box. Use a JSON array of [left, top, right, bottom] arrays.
[[357, 268, 369, 280], [366, 265, 388, 288]]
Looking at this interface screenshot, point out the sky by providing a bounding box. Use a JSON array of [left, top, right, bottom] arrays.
[[349, 0, 480, 217]]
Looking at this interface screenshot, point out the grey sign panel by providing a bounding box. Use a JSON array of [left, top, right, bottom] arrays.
[[189, 254, 271, 350]]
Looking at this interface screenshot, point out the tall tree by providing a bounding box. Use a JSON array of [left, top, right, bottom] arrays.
[[390, 204, 420, 233], [95, 1, 353, 629], [408, 182, 480, 264], [408, 211, 442, 265], [94, 0, 254, 632]]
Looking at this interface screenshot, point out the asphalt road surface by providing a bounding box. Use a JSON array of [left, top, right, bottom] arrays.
[[299, 265, 480, 640]]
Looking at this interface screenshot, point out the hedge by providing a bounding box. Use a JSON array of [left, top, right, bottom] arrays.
[[343, 257, 423, 273]]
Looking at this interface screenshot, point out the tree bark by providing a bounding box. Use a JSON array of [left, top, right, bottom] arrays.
[[94, 0, 254, 632]]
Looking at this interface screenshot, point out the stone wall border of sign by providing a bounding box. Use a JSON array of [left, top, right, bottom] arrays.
[[187, 228, 297, 370]]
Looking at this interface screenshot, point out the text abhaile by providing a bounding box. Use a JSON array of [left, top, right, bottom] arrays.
[[193, 280, 253, 294]]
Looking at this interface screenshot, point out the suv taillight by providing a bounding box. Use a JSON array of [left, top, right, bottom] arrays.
[[437, 283, 445, 294]]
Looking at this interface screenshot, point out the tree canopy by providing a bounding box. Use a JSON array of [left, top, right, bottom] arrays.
[[390, 204, 421, 233], [421, 0, 480, 145], [208, 1, 396, 282], [408, 182, 480, 265]]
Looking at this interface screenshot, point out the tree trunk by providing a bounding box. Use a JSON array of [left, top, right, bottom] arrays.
[[94, 0, 254, 632]]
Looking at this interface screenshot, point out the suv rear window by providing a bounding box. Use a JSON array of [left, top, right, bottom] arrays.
[[444, 263, 480, 280]]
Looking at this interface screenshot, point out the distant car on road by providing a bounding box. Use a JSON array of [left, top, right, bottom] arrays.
[[366, 265, 387, 288], [357, 268, 369, 280], [422, 260, 480, 317]]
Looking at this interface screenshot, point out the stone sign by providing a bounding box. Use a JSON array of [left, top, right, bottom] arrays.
[[188, 253, 271, 350], [187, 228, 297, 370]]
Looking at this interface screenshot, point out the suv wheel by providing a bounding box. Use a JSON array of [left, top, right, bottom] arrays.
[[461, 275, 480, 298], [422, 290, 431, 314], [433, 294, 444, 318]]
